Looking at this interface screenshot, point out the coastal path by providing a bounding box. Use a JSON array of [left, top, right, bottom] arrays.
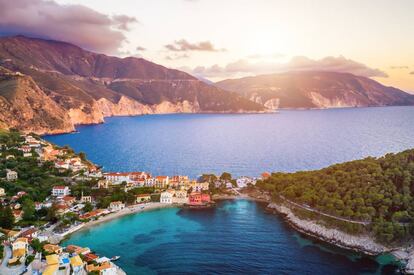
[[279, 195, 370, 226]]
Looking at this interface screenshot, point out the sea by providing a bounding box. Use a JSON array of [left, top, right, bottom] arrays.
[[47, 106, 414, 274]]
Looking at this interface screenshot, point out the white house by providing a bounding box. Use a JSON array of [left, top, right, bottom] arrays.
[[236, 176, 256, 188], [52, 186, 71, 197], [172, 190, 188, 204], [104, 172, 131, 184], [0, 187, 5, 196], [6, 169, 18, 181], [109, 201, 125, 212], [55, 161, 69, 170], [144, 177, 156, 187], [190, 181, 209, 192], [160, 191, 174, 204], [104, 172, 150, 185]]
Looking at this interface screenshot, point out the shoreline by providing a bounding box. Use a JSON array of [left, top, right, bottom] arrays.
[[219, 193, 411, 271], [38, 110, 273, 136], [62, 195, 411, 272], [62, 202, 181, 238]]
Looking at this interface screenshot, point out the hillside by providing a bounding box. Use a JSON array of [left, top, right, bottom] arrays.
[[258, 149, 414, 244], [216, 71, 414, 109], [0, 36, 263, 134]]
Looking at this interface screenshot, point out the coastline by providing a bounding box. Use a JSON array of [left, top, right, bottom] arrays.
[[218, 193, 412, 271], [37, 110, 273, 136], [62, 194, 411, 272], [63, 202, 181, 237]]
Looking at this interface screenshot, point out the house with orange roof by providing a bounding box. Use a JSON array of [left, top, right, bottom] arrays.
[[79, 209, 107, 220], [86, 261, 117, 274], [261, 172, 271, 179], [155, 176, 169, 188], [55, 204, 70, 215], [19, 227, 38, 240], [83, 253, 99, 263], [43, 244, 63, 254], [62, 195, 76, 206]]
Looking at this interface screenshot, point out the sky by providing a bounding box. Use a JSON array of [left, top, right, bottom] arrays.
[[1, 0, 414, 92]]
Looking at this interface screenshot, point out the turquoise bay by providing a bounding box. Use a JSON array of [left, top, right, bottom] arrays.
[[63, 200, 399, 274]]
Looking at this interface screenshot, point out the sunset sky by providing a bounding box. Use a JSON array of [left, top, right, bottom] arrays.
[[1, 0, 413, 92]]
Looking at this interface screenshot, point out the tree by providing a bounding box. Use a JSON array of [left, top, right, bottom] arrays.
[[220, 172, 232, 181], [0, 205, 15, 229], [30, 238, 43, 252], [46, 205, 58, 223], [79, 152, 87, 161], [22, 198, 36, 221], [83, 202, 93, 212]]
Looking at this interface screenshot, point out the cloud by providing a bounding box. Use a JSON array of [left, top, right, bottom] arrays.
[[410, 71, 414, 75], [390, 66, 409, 69], [0, 0, 138, 54], [165, 39, 225, 52], [247, 53, 284, 60], [112, 15, 139, 31], [165, 53, 190, 60], [136, 46, 146, 51], [186, 56, 388, 79]]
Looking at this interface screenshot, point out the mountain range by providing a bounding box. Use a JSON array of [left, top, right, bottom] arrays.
[[0, 36, 263, 134], [0, 35, 413, 134], [216, 71, 414, 109]]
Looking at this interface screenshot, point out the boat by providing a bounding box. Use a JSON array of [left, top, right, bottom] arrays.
[[111, 256, 121, 261]]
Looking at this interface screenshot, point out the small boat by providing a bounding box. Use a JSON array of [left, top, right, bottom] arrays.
[[111, 256, 121, 261]]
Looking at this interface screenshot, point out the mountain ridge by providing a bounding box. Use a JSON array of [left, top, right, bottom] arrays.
[[0, 36, 264, 134], [216, 71, 414, 109]]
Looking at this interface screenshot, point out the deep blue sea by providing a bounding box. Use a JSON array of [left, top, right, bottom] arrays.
[[45, 106, 414, 178], [64, 200, 400, 274], [50, 107, 414, 274]]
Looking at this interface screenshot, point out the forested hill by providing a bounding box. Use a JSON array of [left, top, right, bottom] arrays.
[[257, 149, 414, 244]]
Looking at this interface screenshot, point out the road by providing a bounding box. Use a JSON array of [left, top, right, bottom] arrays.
[[0, 244, 26, 275], [279, 195, 370, 226]]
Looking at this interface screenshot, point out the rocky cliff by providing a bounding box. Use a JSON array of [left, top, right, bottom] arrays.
[[216, 71, 414, 109], [0, 36, 263, 134]]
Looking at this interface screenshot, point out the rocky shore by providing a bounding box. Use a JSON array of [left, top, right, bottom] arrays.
[[267, 203, 389, 254], [265, 202, 414, 273]]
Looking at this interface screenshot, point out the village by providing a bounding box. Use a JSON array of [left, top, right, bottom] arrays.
[[0, 131, 260, 275]]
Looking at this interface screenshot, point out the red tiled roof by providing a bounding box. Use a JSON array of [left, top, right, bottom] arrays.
[[63, 196, 76, 202]]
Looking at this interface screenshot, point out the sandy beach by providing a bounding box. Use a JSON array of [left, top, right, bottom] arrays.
[[74, 202, 182, 233]]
